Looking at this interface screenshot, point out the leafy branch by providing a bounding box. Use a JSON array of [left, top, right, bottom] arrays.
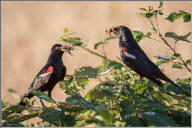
[[139, 3, 191, 74]]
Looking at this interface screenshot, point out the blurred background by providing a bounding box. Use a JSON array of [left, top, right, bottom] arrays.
[[2, 1, 191, 104]]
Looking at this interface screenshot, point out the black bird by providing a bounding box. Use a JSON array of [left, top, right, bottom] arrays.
[[105, 25, 187, 94], [19, 44, 73, 106]]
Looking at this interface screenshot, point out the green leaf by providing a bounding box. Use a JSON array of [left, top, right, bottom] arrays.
[[62, 75, 73, 86], [76, 77, 89, 89], [139, 8, 146, 11], [179, 10, 191, 22], [186, 59, 191, 65], [74, 66, 98, 88], [131, 81, 149, 95], [166, 10, 191, 22], [31, 90, 56, 104], [108, 61, 124, 70], [158, 10, 163, 15], [155, 60, 169, 66], [31, 99, 37, 106], [2, 122, 24, 127], [120, 100, 133, 117], [143, 100, 167, 113], [86, 87, 106, 102], [169, 110, 191, 126], [2, 110, 13, 120], [60, 75, 79, 96], [125, 116, 146, 127], [145, 12, 154, 18], [4, 104, 26, 113], [2, 100, 9, 108], [23, 97, 30, 105], [152, 91, 175, 106], [94, 35, 117, 49], [66, 95, 95, 109], [158, 1, 163, 8], [143, 112, 177, 126], [132, 31, 145, 43], [138, 13, 146, 17], [74, 66, 98, 79], [132, 31, 151, 43], [60, 83, 78, 96], [165, 32, 191, 43], [100, 110, 115, 126], [172, 63, 183, 69], [95, 104, 106, 113], [183, 14, 191, 22], [166, 12, 183, 22], [71, 41, 83, 46], [101, 88, 114, 97], [173, 53, 181, 57], [62, 37, 83, 46], [40, 107, 65, 124]]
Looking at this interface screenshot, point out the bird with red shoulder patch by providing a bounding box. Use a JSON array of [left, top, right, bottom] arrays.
[[19, 44, 73, 107], [105, 26, 189, 96]]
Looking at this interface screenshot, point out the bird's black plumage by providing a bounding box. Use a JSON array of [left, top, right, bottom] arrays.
[[19, 44, 69, 106], [106, 26, 187, 94]]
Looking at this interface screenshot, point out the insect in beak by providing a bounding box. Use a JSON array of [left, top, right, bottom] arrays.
[[62, 45, 74, 55], [105, 28, 115, 37]]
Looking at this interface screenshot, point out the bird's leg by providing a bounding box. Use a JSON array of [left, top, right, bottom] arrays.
[[48, 90, 52, 98], [40, 99, 46, 108]]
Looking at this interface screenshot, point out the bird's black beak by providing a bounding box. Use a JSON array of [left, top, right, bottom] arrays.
[[61, 45, 74, 55]]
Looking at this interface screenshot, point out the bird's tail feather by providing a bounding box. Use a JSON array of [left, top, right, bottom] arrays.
[[156, 72, 190, 96], [169, 80, 190, 96]]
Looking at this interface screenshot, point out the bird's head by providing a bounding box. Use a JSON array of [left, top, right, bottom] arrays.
[[105, 25, 133, 39], [51, 44, 74, 55]]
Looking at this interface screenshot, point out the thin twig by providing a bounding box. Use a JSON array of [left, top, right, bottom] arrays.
[[80, 46, 113, 62]]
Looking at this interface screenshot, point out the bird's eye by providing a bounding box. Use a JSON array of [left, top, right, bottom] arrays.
[[56, 47, 60, 50]]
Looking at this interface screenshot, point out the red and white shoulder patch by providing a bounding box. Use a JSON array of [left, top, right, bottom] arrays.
[[121, 47, 127, 52], [39, 66, 54, 77], [121, 47, 136, 59], [45, 66, 54, 74]]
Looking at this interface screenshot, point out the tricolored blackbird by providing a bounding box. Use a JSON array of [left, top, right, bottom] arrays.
[[19, 44, 73, 106], [105, 26, 188, 95]]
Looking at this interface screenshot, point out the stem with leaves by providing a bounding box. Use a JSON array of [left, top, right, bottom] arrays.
[[147, 18, 191, 74]]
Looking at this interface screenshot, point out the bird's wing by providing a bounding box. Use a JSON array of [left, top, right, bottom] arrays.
[[27, 66, 54, 93], [122, 44, 154, 76]]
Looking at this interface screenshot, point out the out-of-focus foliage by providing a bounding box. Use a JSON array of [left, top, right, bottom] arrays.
[[2, 2, 191, 127]]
